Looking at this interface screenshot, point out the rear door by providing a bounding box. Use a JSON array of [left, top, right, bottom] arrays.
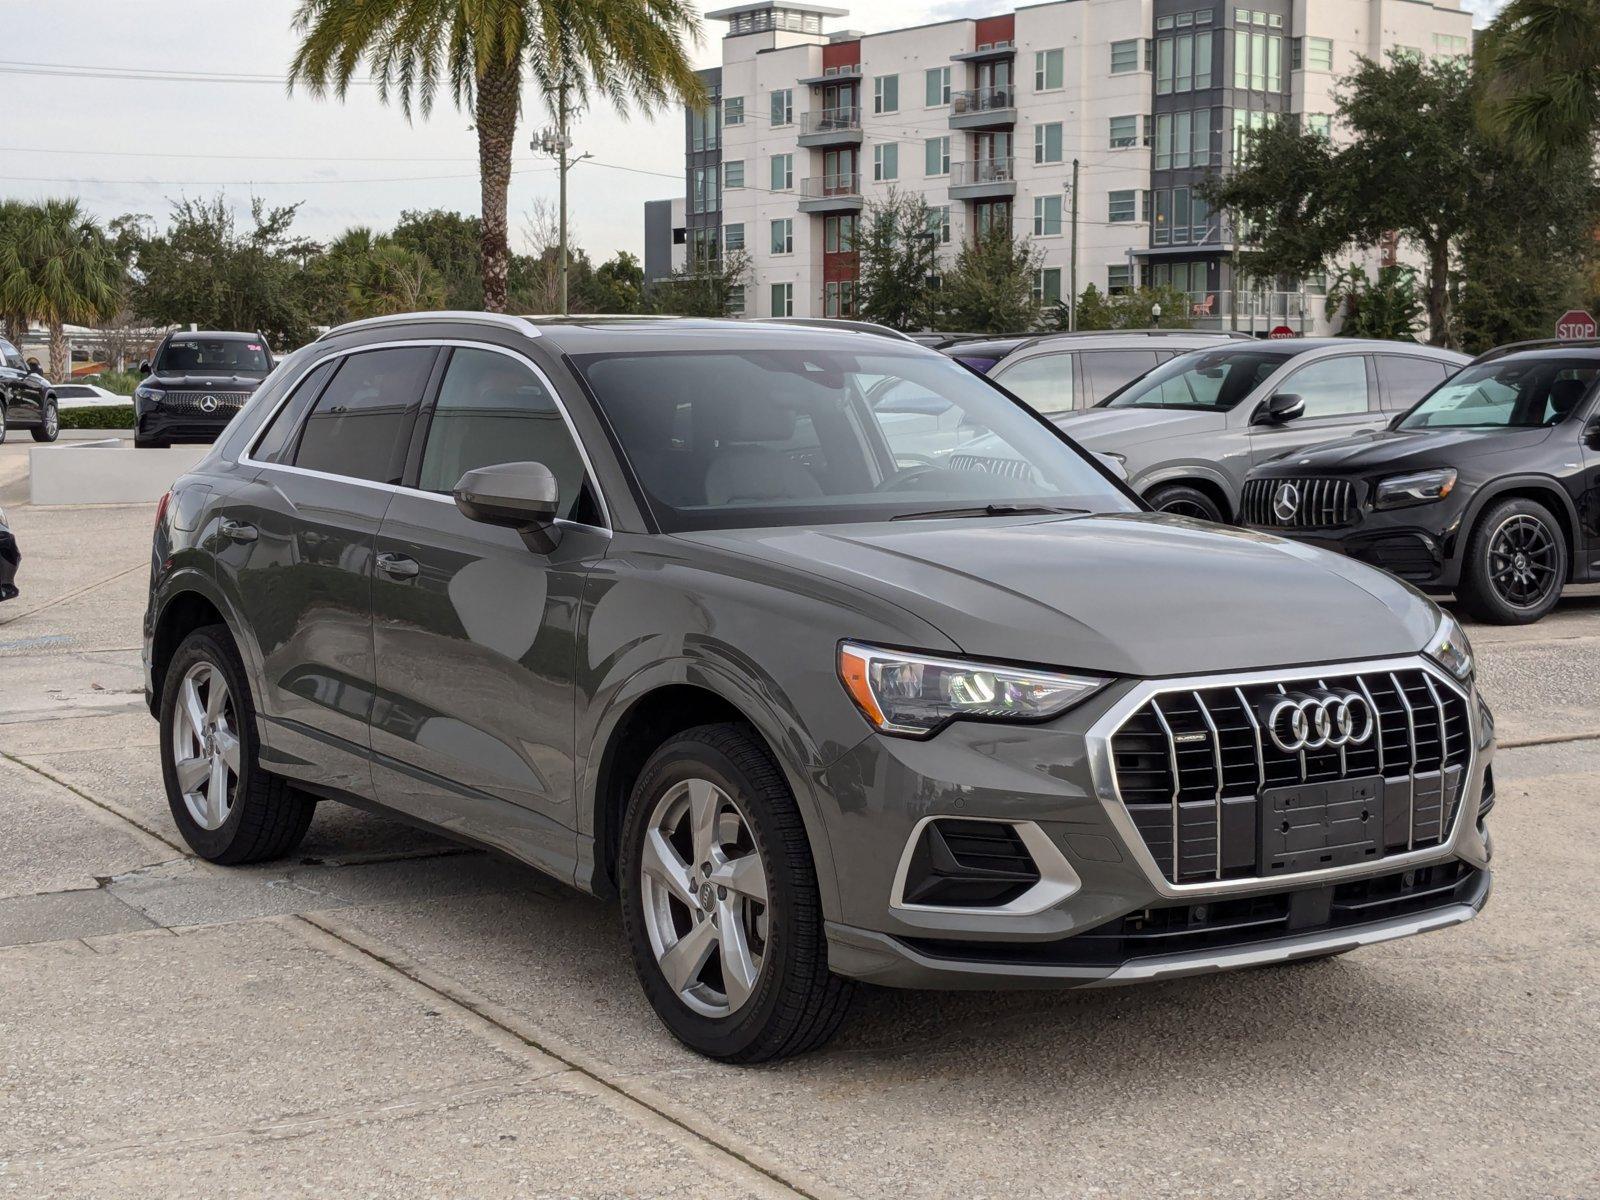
[[1248, 352, 1386, 465], [0, 340, 31, 424], [1078, 349, 1162, 408], [213, 345, 438, 799], [367, 344, 610, 876]]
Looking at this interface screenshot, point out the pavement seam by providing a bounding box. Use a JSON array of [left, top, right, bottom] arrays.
[[294, 910, 845, 1200], [1497, 730, 1600, 750], [0, 561, 146, 624], [0, 749, 186, 856]]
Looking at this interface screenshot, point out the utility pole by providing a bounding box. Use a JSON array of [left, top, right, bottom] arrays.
[[1229, 205, 1241, 333], [532, 81, 591, 316], [1067, 159, 1080, 332]]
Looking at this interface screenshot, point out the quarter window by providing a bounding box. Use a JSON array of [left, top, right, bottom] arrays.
[[417, 348, 590, 520], [1080, 350, 1160, 405], [1376, 356, 1450, 410], [254, 357, 339, 464], [993, 352, 1074, 415], [290, 347, 436, 483]]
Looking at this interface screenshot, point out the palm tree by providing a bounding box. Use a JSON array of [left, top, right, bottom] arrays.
[[288, 0, 705, 313], [0, 200, 122, 381], [1479, 0, 1600, 160], [0, 200, 33, 344]]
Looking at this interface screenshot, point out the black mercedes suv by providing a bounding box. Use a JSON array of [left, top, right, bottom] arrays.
[[1243, 343, 1600, 623], [134, 331, 275, 448]]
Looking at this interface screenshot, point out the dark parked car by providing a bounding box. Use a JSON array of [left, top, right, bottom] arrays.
[[0, 337, 59, 444], [1243, 344, 1600, 623], [145, 313, 1494, 1061], [133, 331, 275, 448], [0, 503, 19, 602]]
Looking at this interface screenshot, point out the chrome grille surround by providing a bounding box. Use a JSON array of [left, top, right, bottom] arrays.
[[1085, 655, 1478, 899], [1241, 476, 1360, 529], [159, 390, 253, 416]]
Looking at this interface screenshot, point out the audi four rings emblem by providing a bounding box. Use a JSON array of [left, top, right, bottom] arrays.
[[1265, 691, 1375, 754], [1272, 482, 1300, 524], [199, 394, 220, 413]]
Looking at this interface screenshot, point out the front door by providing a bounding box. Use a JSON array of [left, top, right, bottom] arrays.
[[368, 345, 609, 878], [1248, 354, 1388, 466]]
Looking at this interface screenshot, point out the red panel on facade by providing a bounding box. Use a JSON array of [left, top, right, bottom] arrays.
[[822, 41, 860, 71], [822, 252, 858, 284], [974, 15, 1014, 46]]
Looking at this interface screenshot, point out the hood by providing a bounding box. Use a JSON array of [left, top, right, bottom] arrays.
[[678, 513, 1438, 678], [1053, 407, 1226, 449], [1256, 425, 1553, 474], [148, 373, 266, 390]]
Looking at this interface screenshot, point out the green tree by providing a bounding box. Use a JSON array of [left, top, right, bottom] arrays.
[[1324, 265, 1425, 341], [855, 189, 939, 330], [288, 0, 705, 314], [1479, 0, 1600, 161], [1066, 284, 1194, 331], [390, 208, 484, 309], [647, 250, 750, 317], [938, 226, 1042, 334], [0, 199, 122, 380], [585, 251, 644, 313]]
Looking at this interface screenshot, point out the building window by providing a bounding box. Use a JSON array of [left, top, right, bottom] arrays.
[[1143, 114, 1154, 146], [824, 214, 856, 253], [770, 218, 793, 255], [770, 88, 793, 127], [1033, 195, 1063, 237], [1157, 29, 1213, 95], [724, 159, 745, 189], [1110, 39, 1139, 74], [691, 166, 718, 214], [1296, 36, 1333, 71], [823, 280, 858, 317], [924, 136, 950, 177], [974, 200, 1012, 236], [770, 153, 793, 191], [873, 142, 899, 181], [727, 285, 746, 314], [1107, 263, 1133, 293], [1432, 32, 1468, 59], [1032, 268, 1062, 305], [925, 66, 951, 107], [771, 282, 794, 317], [723, 96, 744, 126], [1233, 12, 1284, 92], [928, 204, 951, 244], [690, 102, 720, 153], [1305, 112, 1332, 138], [873, 74, 899, 114], [1109, 114, 1138, 149], [1034, 48, 1064, 91], [1034, 122, 1063, 164], [1231, 107, 1279, 162], [1108, 190, 1137, 223], [724, 223, 745, 251], [1155, 110, 1212, 170]]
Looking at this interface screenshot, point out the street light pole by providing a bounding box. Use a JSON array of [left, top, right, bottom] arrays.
[[1067, 158, 1080, 332], [532, 82, 591, 316]]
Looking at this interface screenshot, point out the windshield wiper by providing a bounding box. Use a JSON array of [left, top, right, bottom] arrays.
[[891, 503, 1089, 521]]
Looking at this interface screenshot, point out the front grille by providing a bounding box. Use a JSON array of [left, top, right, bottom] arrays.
[[1242, 476, 1360, 529], [1109, 667, 1473, 885], [948, 452, 1035, 481], [159, 390, 252, 416], [900, 819, 1040, 907]]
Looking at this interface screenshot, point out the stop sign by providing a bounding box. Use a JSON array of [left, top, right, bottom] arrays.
[[1555, 309, 1597, 340], [1268, 325, 1297, 340]]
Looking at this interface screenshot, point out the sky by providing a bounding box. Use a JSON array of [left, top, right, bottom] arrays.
[[1, 0, 1508, 263]]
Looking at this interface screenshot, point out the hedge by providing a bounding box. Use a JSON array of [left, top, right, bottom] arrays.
[[59, 405, 136, 430]]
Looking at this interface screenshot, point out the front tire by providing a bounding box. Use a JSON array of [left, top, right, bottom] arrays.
[[619, 724, 853, 1062], [0, 407, 8, 444], [1458, 498, 1567, 625], [30, 401, 58, 443], [159, 626, 315, 863], [1147, 483, 1226, 523]]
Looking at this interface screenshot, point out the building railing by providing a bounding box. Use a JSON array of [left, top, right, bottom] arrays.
[[951, 85, 1017, 115], [800, 172, 862, 198], [950, 156, 1016, 186], [1149, 289, 1327, 332], [800, 106, 862, 135]]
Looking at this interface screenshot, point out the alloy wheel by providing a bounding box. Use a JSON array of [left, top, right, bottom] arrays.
[[170, 661, 241, 830], [44, 405, 57, 438], [1487, 514, 1558, 609], [1159, 498, 1213, 519], [638, 777, 770, 1018]]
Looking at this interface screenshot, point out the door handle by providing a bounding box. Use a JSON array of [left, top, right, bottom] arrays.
[[376, 552, 420, 581], [219, 519, 258, 544]]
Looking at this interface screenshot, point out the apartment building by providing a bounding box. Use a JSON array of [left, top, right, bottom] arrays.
[[644, 0, 1474, 333]]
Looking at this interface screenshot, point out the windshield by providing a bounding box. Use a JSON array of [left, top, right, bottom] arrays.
[[1397, 359, 1600, 430], [1103, 346, 1295, 411], [155, 338, 271, 375], [570, 348, 1136, 532]]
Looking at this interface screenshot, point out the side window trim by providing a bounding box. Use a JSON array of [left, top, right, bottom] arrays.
[[254, 356, 340, 464]]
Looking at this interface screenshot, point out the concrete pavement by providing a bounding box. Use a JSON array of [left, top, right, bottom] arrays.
[[1, 438, 1596, 1198]]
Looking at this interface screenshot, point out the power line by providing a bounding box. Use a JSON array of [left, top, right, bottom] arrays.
[[3, 167, 550, 188], [0, 146, 484, 164], [0, 59, 374, 85]]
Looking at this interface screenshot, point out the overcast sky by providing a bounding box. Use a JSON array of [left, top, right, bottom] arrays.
[[2, 0, 1507, 263]]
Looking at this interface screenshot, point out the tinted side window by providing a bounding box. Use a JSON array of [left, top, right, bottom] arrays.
[[417, 348, 590, 520], [291, 348, 435, 483], [1280, 355, 1370, 418], [254, 358, 338, 464], [992, 352, 1074, 415], [0, 340, 22, 370], [1377, 355, 1449, 411], [1080, 350, 1159, 405]]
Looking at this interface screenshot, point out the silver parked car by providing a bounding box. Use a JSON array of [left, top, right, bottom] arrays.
[[1058, 339, 1470, 522], [986, 330, 1252, 416]]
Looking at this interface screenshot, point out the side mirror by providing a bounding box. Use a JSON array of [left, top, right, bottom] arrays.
[[452, 461, 562, 553], [1258, 392, 1305, 424], [1093, 452, 1129, 482], [139, 361, 152, 376], [1585, 418, 1600, 452], [25, 358, 42, 376]]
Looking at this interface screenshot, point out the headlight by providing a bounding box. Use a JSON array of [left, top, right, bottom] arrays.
[[1425, 611, 1474, 682], [838, 642, 1108, 737], [133, 384, 164, 404], [1374, 468, 1457, 509]]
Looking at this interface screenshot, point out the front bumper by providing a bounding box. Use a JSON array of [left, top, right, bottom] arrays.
[[135, 406, 239, 445], [817, 655, 1493, 987]]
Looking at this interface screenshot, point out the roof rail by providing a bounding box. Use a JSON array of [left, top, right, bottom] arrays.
[[1468, 337, 1600, 365], [1007, 327, 1255, 353], [318, 311, 543, 342]]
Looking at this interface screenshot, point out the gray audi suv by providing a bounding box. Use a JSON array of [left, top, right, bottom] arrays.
[[144, 313, 1495, 1061]]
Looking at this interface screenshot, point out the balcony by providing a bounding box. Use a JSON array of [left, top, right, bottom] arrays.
[[950, 42, 1017, 65], [798, 172, 863, 214], [949, 85, 1017, 130], [949, 157, 1016, 200], [797, 105, 863, 148]]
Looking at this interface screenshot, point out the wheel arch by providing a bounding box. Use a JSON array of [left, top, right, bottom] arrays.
[[1140, 469, 1236, 522], [1459, 475, 1581, 582], [149, 573, 252, 713]]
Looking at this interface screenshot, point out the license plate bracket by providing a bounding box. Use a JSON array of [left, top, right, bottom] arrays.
[[1259, 776, 1384, 876]]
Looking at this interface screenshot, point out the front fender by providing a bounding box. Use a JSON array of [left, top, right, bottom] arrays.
[[1454, 473, 1582, 575], [1135, 462, 1240, 513]]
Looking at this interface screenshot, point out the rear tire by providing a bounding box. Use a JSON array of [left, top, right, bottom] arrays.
[[1147, 483, 1226, 523], [1457, 498, 1567, 625], [0, 408, 8, 444], [159, 625, 315, 864], [30, 401, 58, 443], [619, 723, 853, 1062]]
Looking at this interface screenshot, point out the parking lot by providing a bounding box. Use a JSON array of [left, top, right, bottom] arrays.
[[2, 438, 1597, 1200]]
